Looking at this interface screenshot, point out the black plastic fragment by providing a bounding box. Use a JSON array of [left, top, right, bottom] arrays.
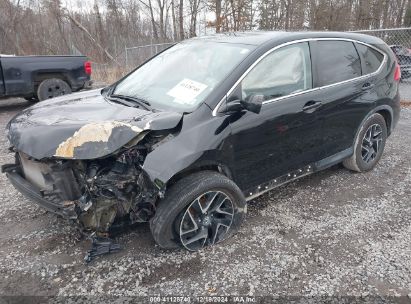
[[84, 235, 122, 263]]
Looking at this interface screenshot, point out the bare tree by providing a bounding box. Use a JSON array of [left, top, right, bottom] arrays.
[[179, 0, 184, 39], [188, 0, 201, 36], [1, 0, 410, 62], [64, 8, 118, 63], [171, 0, 178, 40]]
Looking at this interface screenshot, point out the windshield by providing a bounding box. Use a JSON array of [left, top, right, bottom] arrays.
[[113, 41, 255, 111]]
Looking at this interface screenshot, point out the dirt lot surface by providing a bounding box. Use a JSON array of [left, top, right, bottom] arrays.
[[0, 98, 410, 302]]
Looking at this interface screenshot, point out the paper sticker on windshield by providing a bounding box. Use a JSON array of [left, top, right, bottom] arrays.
[[167, 79, 208, 104]]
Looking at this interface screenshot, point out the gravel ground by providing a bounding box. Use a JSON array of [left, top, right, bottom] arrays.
[[0, 97, 410, 302]]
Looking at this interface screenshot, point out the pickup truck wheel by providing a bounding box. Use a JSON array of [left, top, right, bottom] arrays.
[[37, 78, 72, 101], [150, 171, 247, 251], [343, 113, 387, 172]]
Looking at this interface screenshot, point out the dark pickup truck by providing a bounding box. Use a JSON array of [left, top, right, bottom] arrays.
[[0, 55, 92, 101]]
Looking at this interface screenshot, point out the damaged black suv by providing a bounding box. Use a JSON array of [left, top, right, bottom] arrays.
[[3, 32, 400, 256]]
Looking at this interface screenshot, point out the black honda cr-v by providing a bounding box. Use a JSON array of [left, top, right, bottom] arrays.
[[3, 31, 401, 257]]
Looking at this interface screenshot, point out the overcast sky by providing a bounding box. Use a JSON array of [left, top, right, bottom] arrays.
[[61, 0, 95, 12]]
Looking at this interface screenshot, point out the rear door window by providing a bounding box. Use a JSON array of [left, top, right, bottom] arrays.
[[355, 43, 384, 74], [314, 41, 361, 86]]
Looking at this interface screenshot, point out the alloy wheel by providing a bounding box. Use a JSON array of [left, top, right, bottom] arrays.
[[361, 123, 383, 163], [179, 191, 234, 251]]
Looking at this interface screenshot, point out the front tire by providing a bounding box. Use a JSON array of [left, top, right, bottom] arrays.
[[150, 171, 247, 251], [37, 78, 72, 101], [343, 113, 387, 172]]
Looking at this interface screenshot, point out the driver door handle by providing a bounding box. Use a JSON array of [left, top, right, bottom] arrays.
[[303, 101, 322, 112]]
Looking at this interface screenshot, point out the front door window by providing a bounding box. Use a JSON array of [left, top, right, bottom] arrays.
[[241, 42, 312, 102]]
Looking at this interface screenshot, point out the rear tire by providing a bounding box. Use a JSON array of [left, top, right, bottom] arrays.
[[343, 113, 387, 172], [37, 78, 72, 101], [150, 171, 247, 250]]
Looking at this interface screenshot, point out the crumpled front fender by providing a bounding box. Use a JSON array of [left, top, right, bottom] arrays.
[[142, 114, 232, 186]]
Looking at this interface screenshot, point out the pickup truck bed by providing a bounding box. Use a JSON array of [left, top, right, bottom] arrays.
[[0, 55, 92, 101]]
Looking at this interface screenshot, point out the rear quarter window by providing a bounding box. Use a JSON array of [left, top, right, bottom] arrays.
[[355, 43, 384, 74], [314, 41, 362, 87]]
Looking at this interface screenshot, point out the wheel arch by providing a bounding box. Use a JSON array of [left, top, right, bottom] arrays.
[[344, 106, 389, 172], [347, 105, 393, 161], [32, 72, 73, 89], [166, 161, 234, 189], [356, 105, 393, 140], [375, 107, 393, 135]]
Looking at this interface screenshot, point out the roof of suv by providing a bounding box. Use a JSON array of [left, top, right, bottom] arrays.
[[191, 31, 385, 46]]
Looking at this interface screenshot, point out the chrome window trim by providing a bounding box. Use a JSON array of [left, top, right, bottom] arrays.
[[212, 37, 387, 116]]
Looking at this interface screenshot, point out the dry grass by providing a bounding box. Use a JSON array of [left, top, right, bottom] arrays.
[[92, 65, 129, 84], [401, 100, 411, 108]]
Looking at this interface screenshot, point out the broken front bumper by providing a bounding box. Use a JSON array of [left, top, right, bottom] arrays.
[[2, 164, 78, 219]]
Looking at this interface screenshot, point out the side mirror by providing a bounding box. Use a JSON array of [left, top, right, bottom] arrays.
[[224, 100, 243, 113], [241, 94, 264, 114], [222, 94, 264, 114]]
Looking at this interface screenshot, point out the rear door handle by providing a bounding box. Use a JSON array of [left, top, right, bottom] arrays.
[[303, 101, 322, 112], [362, 82, 375, 90]]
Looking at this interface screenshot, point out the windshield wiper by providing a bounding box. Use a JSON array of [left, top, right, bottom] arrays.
[[106, 95, 135, 108], [109, 94, 152, 111]]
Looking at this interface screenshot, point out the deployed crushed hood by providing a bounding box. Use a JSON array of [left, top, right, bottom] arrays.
[[7, 89, 182, 160]]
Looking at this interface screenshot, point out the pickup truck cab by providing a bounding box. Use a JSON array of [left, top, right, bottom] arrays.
[[0, 55, 92, 101]]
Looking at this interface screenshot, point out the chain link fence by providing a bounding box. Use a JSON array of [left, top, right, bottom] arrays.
[[92, 42, 174, 84], [352, 27, 411, 46], [125, 43, 175, 68]]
